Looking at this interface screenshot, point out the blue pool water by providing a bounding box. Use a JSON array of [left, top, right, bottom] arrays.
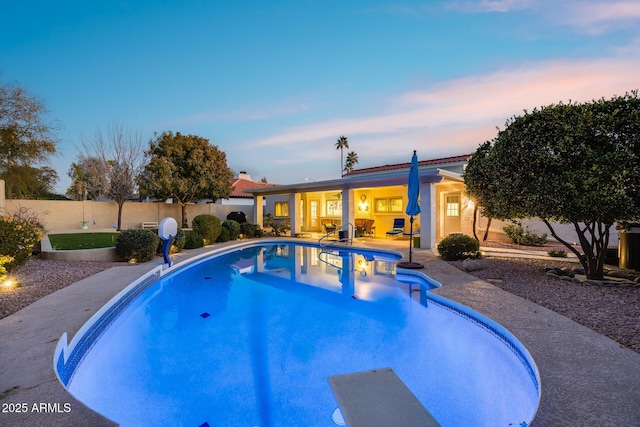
[[55, 241, 540, 426]]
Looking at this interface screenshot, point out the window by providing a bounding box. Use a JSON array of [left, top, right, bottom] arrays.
[[275, 201, 289, 217], [326, 200, 342, 216], [374, 197, 403, 213], [446, 195, 460, 217]]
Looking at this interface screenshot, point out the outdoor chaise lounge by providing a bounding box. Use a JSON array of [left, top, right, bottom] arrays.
[[386, 218, 405, 238]]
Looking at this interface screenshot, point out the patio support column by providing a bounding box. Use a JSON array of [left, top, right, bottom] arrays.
[[341, 188, 354, 236], [253, 195, 264, 228], [419, 182, 436, 249], [289, 192, 301, 236]]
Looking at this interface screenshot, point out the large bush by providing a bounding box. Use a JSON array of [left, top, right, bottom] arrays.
[[437, 234, 480, 261], [503, 222, 547, 246], [216, 227, 230, 243], [222, 219, 241, 240], [0, 215, 43, 272], [192, 214, 221, 245], [240, 222, 264, 238], [184, 231, 204, 249], [116, 229, 159, 263]]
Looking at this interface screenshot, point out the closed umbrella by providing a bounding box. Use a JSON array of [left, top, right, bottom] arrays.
[[398, 150, 423, 269]]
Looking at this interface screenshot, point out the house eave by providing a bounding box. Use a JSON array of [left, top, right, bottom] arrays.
[[245, 168, 463, 196]]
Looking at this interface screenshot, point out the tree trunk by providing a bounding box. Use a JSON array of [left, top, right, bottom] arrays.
[[117, 201, 124, 231], [483, 217, 492, 241], [181, 203, 188, 228], [472, 205, 479, 241], [542, 219, 610, 280]]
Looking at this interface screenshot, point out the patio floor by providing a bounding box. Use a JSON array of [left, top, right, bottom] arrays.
[[0, 238, 638, 426]]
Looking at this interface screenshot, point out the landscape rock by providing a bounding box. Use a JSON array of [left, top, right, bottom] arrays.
[[607, 270, 630, 279], [462, 258, 483, 272]]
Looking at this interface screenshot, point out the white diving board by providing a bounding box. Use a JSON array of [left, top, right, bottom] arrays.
[[328, 367, 441, 427]]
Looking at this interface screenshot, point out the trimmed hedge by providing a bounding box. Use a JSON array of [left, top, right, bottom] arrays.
[[437, 233, 480, 261], [240, 222, 264, 238], [222, 219, 241, 240], [216, 227, 230, 243], [0, 216, 43, 272], [184, 231, 204, 249], [192, 214, 221, 245], [116, 229, 160, 263]]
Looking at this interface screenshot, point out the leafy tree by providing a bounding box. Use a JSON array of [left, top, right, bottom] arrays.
[[65, 156, 105, 201], [1, 164, 57, 199], [344, 151, 359, 174], [0, 78, 59, 197], [141, 131, 233, 228], [463, 141, 495, 241], [464, 91, 640, 279], [78, 124, 146, 230], [335, 135, 349, 177]]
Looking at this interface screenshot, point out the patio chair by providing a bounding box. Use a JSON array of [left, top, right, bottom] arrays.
[[322, 218, 337, 233], [363, 219, 376, 237], [385, 218, 405, 239]]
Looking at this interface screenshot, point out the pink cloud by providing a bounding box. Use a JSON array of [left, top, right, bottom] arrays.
[[248, 57, 640, 154], [563, 1, 640, 32]]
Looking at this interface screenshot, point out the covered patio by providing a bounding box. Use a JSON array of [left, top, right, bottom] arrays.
[[248, 155, 471, 249]]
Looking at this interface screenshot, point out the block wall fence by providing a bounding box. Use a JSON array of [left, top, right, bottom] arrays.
[[0, 182, 253, 232]]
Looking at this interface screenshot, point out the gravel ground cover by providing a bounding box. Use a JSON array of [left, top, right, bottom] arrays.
[[448, 241, 640, 353], [0, 259, 126, 319]]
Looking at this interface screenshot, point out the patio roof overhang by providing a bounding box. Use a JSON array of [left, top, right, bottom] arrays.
[[245, 168, 463, 196]]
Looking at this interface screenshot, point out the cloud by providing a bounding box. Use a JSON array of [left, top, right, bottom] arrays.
[[245, 57, 640, 158], [446, 0, 640, 34], [445, 0, 533, 13], [562, 1, 640, 34]]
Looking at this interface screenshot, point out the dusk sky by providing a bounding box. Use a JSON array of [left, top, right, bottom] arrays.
[[2, 0, 639, 194]]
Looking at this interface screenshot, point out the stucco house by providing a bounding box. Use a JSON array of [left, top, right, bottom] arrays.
[[214, 171, 279, 206], [247, 154, 475, 249]]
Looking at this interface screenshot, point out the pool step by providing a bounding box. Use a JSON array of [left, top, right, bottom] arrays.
[[328, 367, 441, 427]]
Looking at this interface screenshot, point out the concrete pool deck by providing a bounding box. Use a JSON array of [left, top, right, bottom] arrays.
[[1, 239, 639, 426]]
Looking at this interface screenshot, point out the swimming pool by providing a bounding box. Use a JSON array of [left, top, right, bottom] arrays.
[[54, 239, 540, 426]]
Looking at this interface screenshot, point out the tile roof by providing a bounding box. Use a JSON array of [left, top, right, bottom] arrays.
[[344, 154, 471, 176], [230, 178, 279, 198]]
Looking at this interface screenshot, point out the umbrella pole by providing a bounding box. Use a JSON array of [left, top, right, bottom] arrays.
[[409, 216, 414, 263]]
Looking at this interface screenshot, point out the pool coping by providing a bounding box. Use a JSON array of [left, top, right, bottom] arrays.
[[1, 238, 639, 426]]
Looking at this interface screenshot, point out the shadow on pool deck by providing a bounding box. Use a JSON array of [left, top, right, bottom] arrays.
[[0, 238, 638, 426]]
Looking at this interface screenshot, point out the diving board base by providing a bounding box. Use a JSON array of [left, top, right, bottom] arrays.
[[328, 367, 441, 427]]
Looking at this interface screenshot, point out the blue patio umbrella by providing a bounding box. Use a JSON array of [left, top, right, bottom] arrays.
[[398, 150, 423, 269]]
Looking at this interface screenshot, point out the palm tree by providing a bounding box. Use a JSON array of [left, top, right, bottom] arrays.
[[344, 151, 359, 174], [335, 135, 349, 176]]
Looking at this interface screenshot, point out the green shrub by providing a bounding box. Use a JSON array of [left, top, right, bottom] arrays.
[[0, 216, 43, 272], [240, 222, 260, 238], [184, 231, 204, 249], [437, 234, 480, 261], [222, 219, 241, 240], [192, 214, 221, 245], [547, 249, 567, 258], [0, 255, 14, 282], [115, 229, 159, 263], [216, 227, 230, 243], [503, 222, 547, 246]]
